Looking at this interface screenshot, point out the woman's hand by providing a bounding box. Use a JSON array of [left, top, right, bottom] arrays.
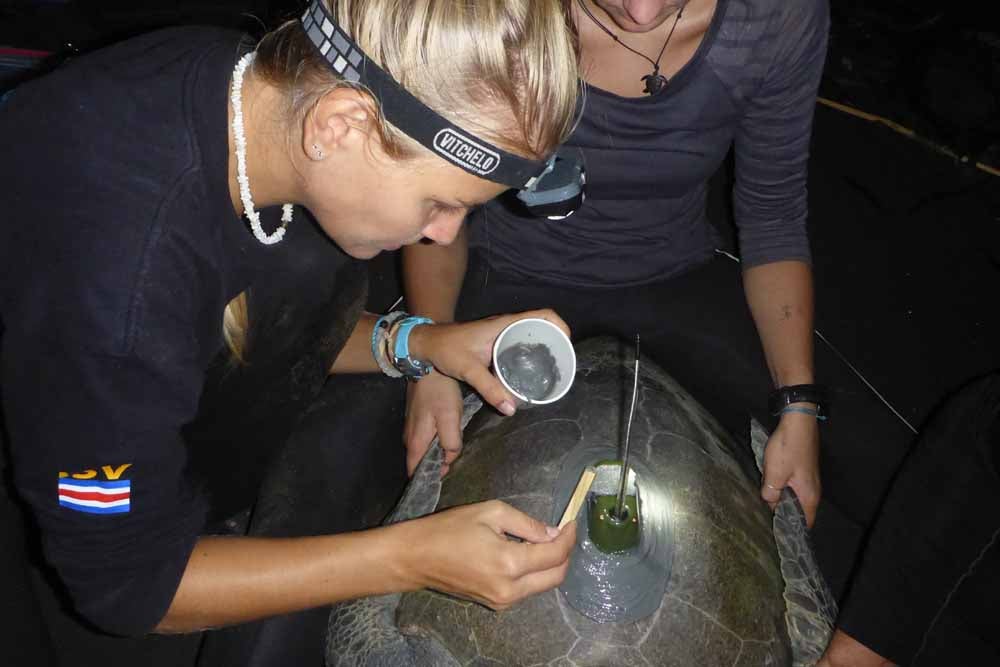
[[158, 500, 575, 632], [409, 307, 570, 414], [404, 372, 465, 476], [404, 309, 570, 477], [760, 407, 821, 527], [395, 500, 577, 610]]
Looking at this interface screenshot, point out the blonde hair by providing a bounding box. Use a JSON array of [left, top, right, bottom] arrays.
[[223, 0, 581, 359], [223, 291, 251, 362]]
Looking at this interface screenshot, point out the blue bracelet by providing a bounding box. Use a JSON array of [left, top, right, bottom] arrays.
[[779, 405, 828, 421]]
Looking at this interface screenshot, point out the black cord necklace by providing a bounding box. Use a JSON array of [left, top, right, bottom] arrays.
[[577, 0, 685, 95]]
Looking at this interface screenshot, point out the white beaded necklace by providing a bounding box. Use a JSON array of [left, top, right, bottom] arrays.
[[231, 52, 294, 246]]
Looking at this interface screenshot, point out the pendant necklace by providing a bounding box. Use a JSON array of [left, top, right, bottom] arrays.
[[577, 0, 685, 95]]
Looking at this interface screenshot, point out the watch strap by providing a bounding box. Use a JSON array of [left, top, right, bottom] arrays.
[[768, 384, 829, 417], [392, 316, 434, 379]]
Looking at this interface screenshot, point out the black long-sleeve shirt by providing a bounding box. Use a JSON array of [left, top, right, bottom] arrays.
[[0, 27, 295, 635]]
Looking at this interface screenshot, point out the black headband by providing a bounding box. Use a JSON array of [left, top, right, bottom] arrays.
[[299, 0, 552, 189]]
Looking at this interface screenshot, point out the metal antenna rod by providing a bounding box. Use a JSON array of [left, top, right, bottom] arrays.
[[615, 335, 641, 520]]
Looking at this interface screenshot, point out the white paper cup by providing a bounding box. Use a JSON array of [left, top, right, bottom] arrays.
[[492, 318, 576, 407]]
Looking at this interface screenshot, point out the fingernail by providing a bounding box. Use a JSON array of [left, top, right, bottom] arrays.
[[546, 526, 560, 538], [499, 400, 516, 416]]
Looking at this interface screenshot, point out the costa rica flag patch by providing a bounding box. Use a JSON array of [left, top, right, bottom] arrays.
[[58, 464, 132, 514], [58, 479, 131, 514]]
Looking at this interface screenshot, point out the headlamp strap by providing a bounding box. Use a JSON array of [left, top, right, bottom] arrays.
[[299, 0, 550, 189]]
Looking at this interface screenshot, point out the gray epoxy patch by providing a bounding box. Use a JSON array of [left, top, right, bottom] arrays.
[[498, 342, 561, 401], [550, 445, 674, 624]]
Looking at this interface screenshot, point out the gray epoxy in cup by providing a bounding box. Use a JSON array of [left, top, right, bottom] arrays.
[[498, 342, 561, 402], [550, 445, 674, 624]]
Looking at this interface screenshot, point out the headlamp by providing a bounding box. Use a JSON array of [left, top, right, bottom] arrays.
[[515, 147, 586, 220]]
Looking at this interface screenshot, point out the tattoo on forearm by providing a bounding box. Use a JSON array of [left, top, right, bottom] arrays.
[[781, 305, 792, 320]]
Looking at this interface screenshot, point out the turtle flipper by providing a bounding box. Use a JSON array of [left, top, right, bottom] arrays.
[[325, 593, 460, 667], [750, 419, 837, 666], [385, 393, 484, 524], [325, 394, 483, 666]]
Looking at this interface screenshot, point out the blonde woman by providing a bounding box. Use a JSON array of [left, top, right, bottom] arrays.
[[0, 0, 580, 641]]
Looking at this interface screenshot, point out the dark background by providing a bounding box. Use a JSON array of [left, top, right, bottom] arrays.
[[2, 0, 998, 170], [1, 1, 998, 666]]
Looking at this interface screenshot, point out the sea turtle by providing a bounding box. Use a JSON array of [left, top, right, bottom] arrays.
[[326, 337, 836, 666]]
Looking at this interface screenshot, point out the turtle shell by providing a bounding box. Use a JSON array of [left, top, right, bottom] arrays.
[[395, 337, 792, 666]]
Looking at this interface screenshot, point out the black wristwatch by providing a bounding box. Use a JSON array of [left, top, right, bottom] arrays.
[[768, 384, 829, 417]]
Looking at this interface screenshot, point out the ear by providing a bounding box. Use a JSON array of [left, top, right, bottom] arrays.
[[301, 88, 377, 162]]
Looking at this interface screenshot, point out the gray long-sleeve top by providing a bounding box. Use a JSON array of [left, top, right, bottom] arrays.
[[468, 0, 830, 287]]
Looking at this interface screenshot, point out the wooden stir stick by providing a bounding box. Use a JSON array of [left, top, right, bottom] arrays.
[[558, 466, 597, 529]]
